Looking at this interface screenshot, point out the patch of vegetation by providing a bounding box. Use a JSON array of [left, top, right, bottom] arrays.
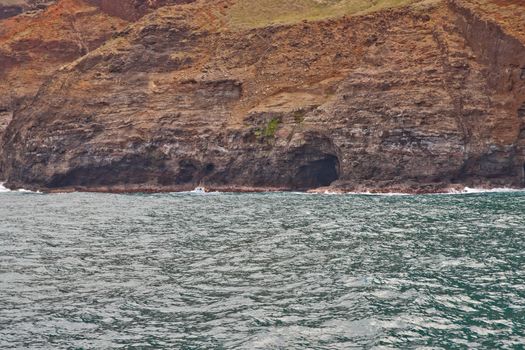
[[227, 0, 424, 29], [293, 109, 306, 124], [254, 117, 281, 139]]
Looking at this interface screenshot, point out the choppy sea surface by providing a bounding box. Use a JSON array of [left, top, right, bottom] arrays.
[[1, 188, 524, 349]]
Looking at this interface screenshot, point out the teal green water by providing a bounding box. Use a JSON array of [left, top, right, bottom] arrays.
[[0, 190, 524, 349]]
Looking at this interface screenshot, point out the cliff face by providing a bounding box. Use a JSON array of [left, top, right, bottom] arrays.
[[1, 0, 524, 192], [450, 0, 525, 181], [0, 0, 198, 143], [0, 0, 55, 19], [0, 0, 131, 154], [84, 0, 196, 21]]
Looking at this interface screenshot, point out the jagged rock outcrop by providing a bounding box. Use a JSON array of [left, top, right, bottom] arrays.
[[84, 0, 196, 21], [0, 0, 55, 19], [1, 0, 524, 192]]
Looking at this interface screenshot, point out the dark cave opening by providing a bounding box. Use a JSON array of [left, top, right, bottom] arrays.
[[293, 155, 340, 189]]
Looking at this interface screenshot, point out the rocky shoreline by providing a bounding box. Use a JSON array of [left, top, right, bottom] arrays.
[[2, 180, 523, 195]]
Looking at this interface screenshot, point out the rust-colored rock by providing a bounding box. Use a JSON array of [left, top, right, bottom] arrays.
[[0, 0, 132, 153], [1, 0, 524, 193], [84, 0, 196, 21]]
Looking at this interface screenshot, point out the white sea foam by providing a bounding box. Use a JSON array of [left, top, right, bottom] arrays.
[[180, 187, 220, 195], [17, 188, 42, 193], [192, 187, 207, 194], [0, 182, 42, 194], [314, 187, 525, 196], [446, 187, 525, 195], [0, 182, 10, 193], [177, 186, 525, 196]]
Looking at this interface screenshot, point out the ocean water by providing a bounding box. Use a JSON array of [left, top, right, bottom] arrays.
[[0, 189, 524, 349]]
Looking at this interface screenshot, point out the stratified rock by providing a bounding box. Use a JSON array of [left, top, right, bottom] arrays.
[[84, 0, 196, 21], [0, 0, 198, 147], [0, 0, 132, 154], [0, 0, 55, 19], [1, 0, 524, 192]]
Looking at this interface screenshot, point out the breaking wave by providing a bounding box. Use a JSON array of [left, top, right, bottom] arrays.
[[0, 183, 42, 194], [447, 187, 525, 194], [314, 187, 525, 196]]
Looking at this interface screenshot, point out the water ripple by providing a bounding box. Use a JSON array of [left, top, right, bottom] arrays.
[[0, 191, 524, 348]]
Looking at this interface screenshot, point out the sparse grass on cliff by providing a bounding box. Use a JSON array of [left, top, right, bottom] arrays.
[[227, 0, 424, 29], [254, 117, 281, 139]]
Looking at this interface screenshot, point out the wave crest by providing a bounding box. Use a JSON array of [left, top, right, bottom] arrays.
[[0, 183, 11, 193]]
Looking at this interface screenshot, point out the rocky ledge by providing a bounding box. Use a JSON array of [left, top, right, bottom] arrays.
[[0, 0, 524, 193]]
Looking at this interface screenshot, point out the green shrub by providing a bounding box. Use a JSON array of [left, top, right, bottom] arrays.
[[254, 117, 281, 140]]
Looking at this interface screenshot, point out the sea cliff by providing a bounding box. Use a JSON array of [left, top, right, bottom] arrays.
[[1, 0, 524, 193]]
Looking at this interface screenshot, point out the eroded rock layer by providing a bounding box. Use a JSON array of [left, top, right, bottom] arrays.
[[84, 0, 196, 21], [0, 0, 130, 148], [1, 0, 524, 192], [0, 0, 55, 19]]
